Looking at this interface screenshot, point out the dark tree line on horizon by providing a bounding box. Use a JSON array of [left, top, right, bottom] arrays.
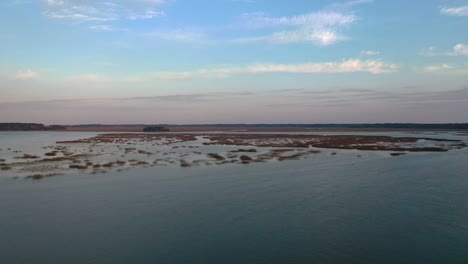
[[2, 123, 468, 131], [0, 123, 66, 131]]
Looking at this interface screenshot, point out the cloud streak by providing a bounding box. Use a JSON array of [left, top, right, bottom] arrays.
[[234, 11, 355, 46], [14, 69, 39, 80], [441, 6, 468, 16], [233, 0, 372, 46], [152, 59, 398, 79], [233, 27, 346, 46], [361, 50, 380, 56], [42, 0, 168, 23], [424, 64, 453, 73], [424, 64, 468, 74], [420, 44, 468, 57], [2, 87, 468, 124]]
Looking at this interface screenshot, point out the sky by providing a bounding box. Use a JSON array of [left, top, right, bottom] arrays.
[[0, 0, 468, 124]]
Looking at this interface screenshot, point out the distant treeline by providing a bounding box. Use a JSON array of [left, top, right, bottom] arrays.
[[143, 126, 170, 132], [0, 123, 66, 131], [67, 123, 468, 130]]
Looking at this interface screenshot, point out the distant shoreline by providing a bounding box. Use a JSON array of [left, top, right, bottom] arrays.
[[2, 123, 468, 133], [62, 126, 468, 133]]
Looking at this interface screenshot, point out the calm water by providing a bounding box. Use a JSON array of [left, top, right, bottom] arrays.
[[0, 132, 467, 264]]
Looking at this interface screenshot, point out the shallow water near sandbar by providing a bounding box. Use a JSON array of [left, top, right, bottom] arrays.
[[0, 132, 467, 264]]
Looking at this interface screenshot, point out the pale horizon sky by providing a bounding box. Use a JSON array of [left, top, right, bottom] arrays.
[[1, 0, 468, 124]]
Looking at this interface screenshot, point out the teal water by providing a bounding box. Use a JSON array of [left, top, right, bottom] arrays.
[[0, 132, 467, 263]]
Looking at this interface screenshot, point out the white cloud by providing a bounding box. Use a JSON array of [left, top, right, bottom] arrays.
[[42, 0, 168, 23], [234, 28, 345, 46], [89, 25, 113, 31], [238, 11, 356, 29], [153, 59, 398, 79], [14, 69, 39, 80], [441, 6, 468, 16], [234, 12, 355, 46], [128, 9, 164, 20], [421, 44, 468, 57], [424, 64, 453, 73], [424, 64, 468, 74], [361, 50, 380, 56], [246, 60, 397, 74], [43, 4, 118, 22], [234, 0, 372, 46], [450, 43, 468, 56]]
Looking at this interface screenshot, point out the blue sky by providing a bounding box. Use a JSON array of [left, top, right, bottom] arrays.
[[1, 0, 468, 124]]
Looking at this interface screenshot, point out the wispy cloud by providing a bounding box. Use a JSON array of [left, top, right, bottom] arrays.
[[234, 11, 354, 46], [3, 87, 468, 124], [89, 24, 113, 31], [361, 50, 380, 56], [128, 94, 210, 102], [424, 64, 453, 73], [153, 59, 398, 79], [124, 92, 252, 102], [421, 44, 468, 56], [234, 27, 346, 46], [7, 60, 397, 84], [43, 3, 118, 22], [233, 0, 372, 46], [14, 69, 39, 80], [128, 9, 165, 20], [424, 63, 468, 74], [245, 60, 397, 74], [70, 74, 110, 82], [440, 6, 468, 16], [265, 87, 468, 110], [237, 11, 356, 29], [42, 0, 168, 23]]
